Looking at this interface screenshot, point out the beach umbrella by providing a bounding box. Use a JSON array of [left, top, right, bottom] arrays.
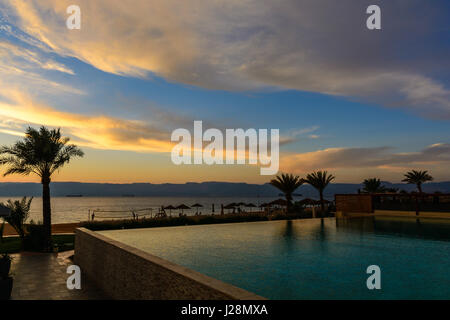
[[223, 203, 236, 213], [245, 203, 257, 212], [226, 202, 238, 207], [191, 203, 203, 214], [234, 202, 246, 213], [176, 204, 190, 215], [0, 204, 11, 218], [164, 205, 176, 216]]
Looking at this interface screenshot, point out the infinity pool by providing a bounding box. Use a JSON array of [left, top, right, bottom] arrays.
[[99, 217, 450, 299]]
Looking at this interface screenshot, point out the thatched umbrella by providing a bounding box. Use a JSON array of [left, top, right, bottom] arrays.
[[245, 203, 257, 212], [164, 205, 176, 216], [176, 204, 190, 215], [191, 203, 203, 214], [223, 203, 236, 213], [233, 202, 245, 213]]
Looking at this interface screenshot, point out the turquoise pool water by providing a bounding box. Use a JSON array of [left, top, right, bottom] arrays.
[[99, 217, 450, 299]]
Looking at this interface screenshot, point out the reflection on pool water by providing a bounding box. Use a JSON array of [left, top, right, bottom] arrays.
[[99, 217, 450, 299]]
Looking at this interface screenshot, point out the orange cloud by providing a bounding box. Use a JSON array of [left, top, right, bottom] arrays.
[[0, 91, 175, 153], [280, 144, 450, 181]]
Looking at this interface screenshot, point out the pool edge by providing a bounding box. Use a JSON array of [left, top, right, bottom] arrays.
[[75, 227, 266, 300]]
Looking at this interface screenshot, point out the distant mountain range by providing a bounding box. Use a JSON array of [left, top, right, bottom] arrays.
[[0, 181, 449, 198]]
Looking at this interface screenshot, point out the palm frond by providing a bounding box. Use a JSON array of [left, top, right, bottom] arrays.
[[305, 171, 335, 191], [270, 173, 303, 202], [0, 126, 84, 179], [51, 144, 84, 173], [402, 170, 433, 184], [362, 178, 386, 193]]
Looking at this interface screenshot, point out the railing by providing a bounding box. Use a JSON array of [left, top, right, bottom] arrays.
[[88, 207, 156, 221], [372, 194, 450, 213]]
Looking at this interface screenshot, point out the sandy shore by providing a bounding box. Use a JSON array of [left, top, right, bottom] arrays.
[[3, 223, 80, 236]]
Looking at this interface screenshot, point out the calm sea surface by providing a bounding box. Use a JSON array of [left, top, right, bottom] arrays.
[[0, 196, 280, 224]]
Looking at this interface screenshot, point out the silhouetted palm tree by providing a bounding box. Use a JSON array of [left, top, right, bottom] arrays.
[[0, 127, 84, 251], [402, 170, 433, 193], [304, 171, 335, 216], [269, 173, 304, 212], [362, 178, 386, 193]]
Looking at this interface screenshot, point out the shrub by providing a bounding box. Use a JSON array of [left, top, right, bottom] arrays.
[[1, 197, 33, 245], [23, 221, 47, 252]]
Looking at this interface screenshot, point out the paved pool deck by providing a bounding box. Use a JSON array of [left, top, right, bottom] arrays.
[[10, 251, 107, 300]]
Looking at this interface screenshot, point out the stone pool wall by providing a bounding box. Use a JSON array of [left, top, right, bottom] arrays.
[[335, 194, 373, 214], [74, 227, 264, 300]]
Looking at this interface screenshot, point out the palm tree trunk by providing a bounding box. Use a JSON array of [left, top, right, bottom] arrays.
[[42, 178, 52, 251], [415, 194, 420, 216], [416, 183, 422, 217], [285, 195, 290, 214], [320, 190, 324, 218]]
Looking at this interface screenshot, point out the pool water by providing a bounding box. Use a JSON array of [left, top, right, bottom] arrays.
[[99, 217, 450, 299]]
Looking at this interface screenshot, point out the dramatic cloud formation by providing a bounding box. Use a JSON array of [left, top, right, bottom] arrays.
[[281, 143, 450, 180], [1, 0, 449, 118]]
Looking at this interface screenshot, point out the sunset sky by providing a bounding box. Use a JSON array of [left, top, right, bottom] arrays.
[[0, 0, 449, 184]]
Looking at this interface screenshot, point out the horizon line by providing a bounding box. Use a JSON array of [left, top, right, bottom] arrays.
[[1, 180, 449, 185]]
